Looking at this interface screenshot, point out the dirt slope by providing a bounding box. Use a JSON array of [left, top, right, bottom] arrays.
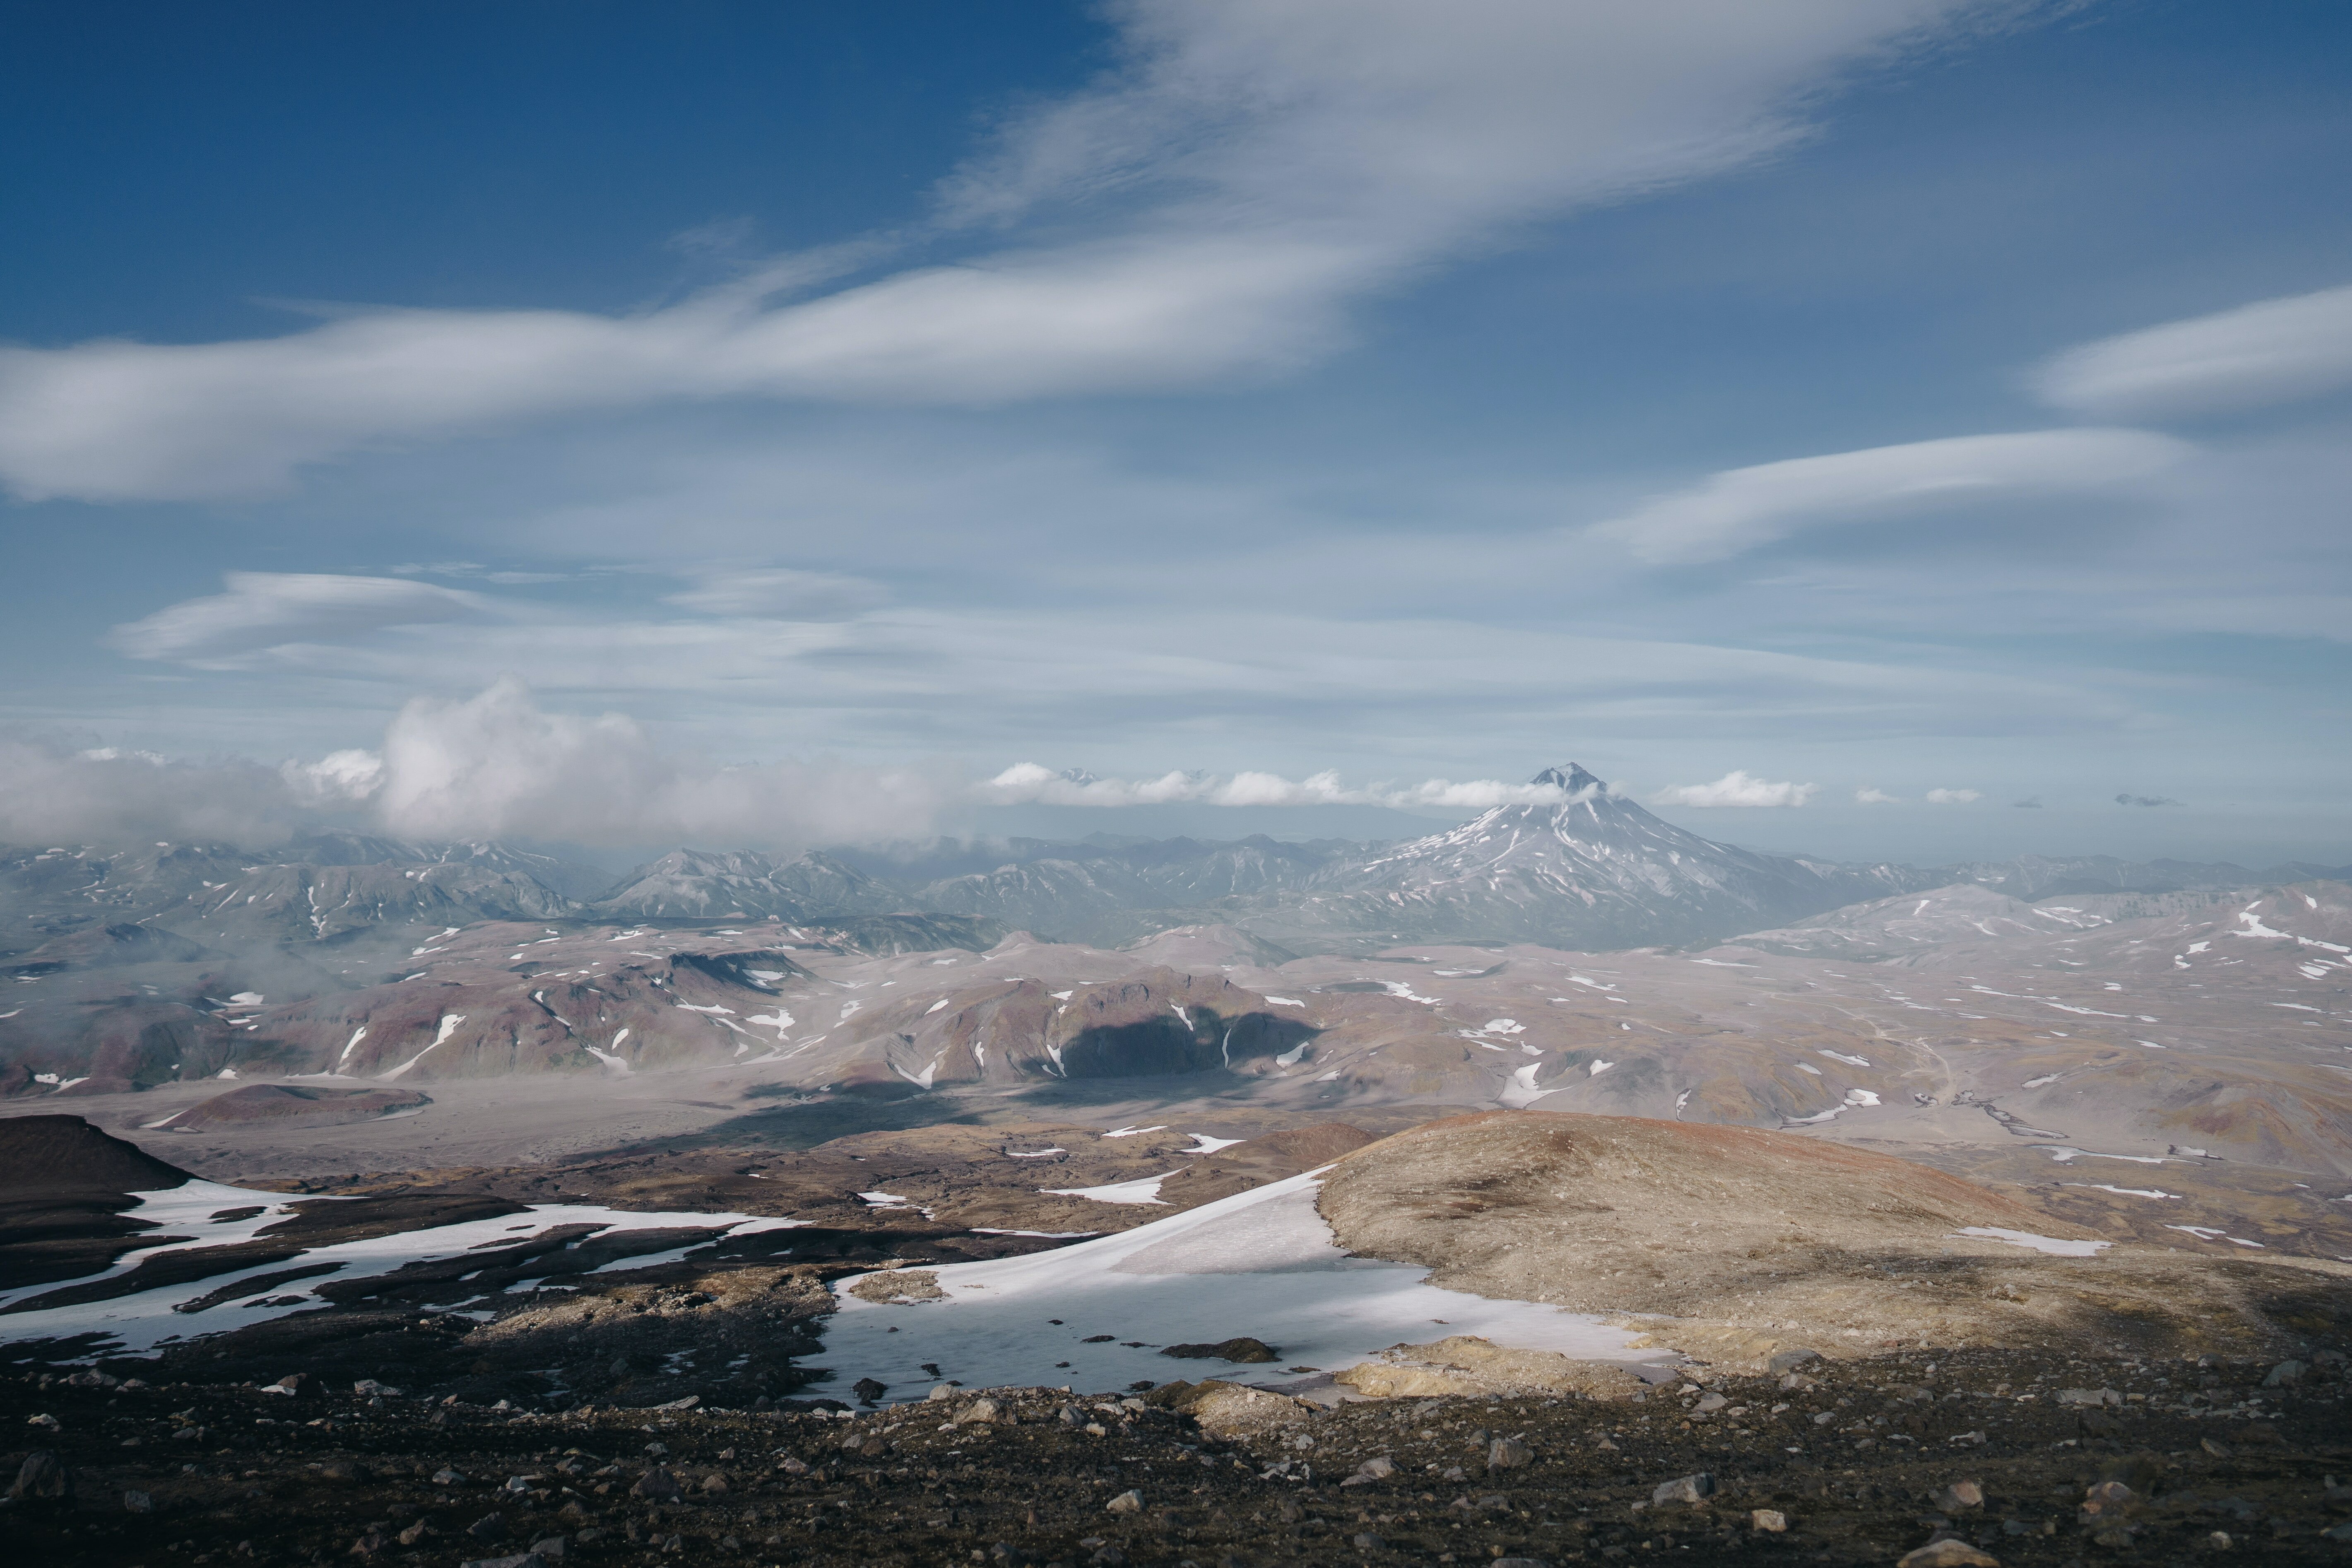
[[1317, 1111, 2351, 1366]]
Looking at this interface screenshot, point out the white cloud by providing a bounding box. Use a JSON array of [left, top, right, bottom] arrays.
[[660, 567, 889, 619], [0, 0, 2023, 501], [1924, 786, 1981, 804], [1650, 770, 1818, 808], [2034, 282, 2352, 422], [0, 737, 309, 846], [1854, 786, 1899, 804], [1589, 429, 2190, 564], [107, 573, 492, 664], [979, 763, 1585, 810], [350, 677, 953, 848]]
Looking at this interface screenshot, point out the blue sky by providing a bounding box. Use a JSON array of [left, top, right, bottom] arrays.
[[3, 0, 2349, 867]]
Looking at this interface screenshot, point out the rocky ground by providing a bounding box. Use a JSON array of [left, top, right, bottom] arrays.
[[6, 1346, 2351, 1566]]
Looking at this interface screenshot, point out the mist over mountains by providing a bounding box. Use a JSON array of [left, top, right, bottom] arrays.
[[4, 765, 2338, 962]]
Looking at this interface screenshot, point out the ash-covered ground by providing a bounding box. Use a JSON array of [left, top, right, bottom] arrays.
[[6, 1346, 2351, 1566]]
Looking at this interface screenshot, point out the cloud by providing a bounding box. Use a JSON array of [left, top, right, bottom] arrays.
[[0, 0, 2030, 501], [2011, 796, 2042, 808], [1589, 429, 2190, 564], [1650, 770, 1817, 808], [339, 677, 953, 847], [2115, 792, 2183, 808], [661, 568, 889, 619], [1924, 787, 1981, 803], [978, 762, 1585, 811], [107, 573, 492, 664], [1854, 786, 1899, 804], [2034, 282, 2352, 422], [0, 737, 311, 846]]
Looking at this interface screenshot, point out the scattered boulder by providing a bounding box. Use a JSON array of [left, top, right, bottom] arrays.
[[1651, 1473, 1714, 1505], [848, 1270, 944, 1303], [2263, 1360, 2306, 1387], [465, 1513, 506, 1541], [852, 1377, 888, 1404], [1935, 1480, 1984, 1512], [1160, 1337, 1278, 1363], [1767, 1346, 1821, 1375], [1750, 1509, 1786, 1532], [8, 1450, 71, 1506], [1105, 1489, 1144, 1514], [1487, 1438, 1533, 1472], [1897, 1542, 1998, 1568], [629, 1469, 680, 1502]]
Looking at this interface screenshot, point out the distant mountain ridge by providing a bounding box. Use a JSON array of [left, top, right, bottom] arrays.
[[2, 768, 2343, 959]]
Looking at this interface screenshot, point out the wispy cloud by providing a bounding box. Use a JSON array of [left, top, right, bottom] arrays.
[[978, 763, 1582, 811], [2116, 792, 2183, 808], [1651, 770, 1818, 808], [1589, 429, 2188, 564], [0, 1, 2028, 501], [1925, 787, 1981, 804], [1854, 786, 1899, 804], [106, 573, 494, 664], [2034, 282, 2352, 422]]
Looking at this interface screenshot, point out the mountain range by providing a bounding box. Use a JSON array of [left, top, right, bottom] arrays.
[[2, 764, 2342, 963]]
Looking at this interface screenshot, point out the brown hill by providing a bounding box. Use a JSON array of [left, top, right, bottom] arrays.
[[1317, 1110, 2348, 1366]]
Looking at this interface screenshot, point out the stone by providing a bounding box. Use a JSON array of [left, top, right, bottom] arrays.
[[652, 1396, 700, 1412], [1105, 1489, 1144, 1514], [1896, 1542, 1999, 1568], [124, 1489, 154, 1513], [398, 1522, 434, 1546], [1750, 1510, 1787, 1532], [700, 1472, 729, 1493], [1351, 1533, 1386, 1551], [2055, 1387, 2121, 1407], [631, 1469, 681, 1501], [1090, 1549, 1128, 1567], [927, 1385, 957, 1402], [1936, 1481, 1985, 1511], [1651, 1473, 1715, 1506], [1160, 1338, 1279, 1363], [1356, 1456, 1396, 1479], [1487, 1438, 1532, 1471], [1692, 1392, 1727, 1414], [9, 1450, 71, 1503], [853, 1378, 888, 1404], [433, 1468, 467, 1485], [1767, 1347, 1821, 1375], [957, 1398, 1005, 1425], [777, 1456, 809, 1475], [350, 1532, 388, 1556], [1491, 1560, 1551, 1568], [529, 1538, 566, 1559], [322, 1460, 371, 1483], [467, 1513, 506, 1541], [2261, 1360, 2306, 1388]]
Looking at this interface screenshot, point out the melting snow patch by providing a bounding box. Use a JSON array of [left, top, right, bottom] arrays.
[[1265, 996, 1304, 1006], [1003, 1148, 1066, 1159], [925, 998, 951, 1014], [1274, 1041, 1311, 1067], [859, 1192, 913, 1209], [1042, 1173, 1175, 1206], [1818, 1050, 1870, 1067], [2166, 1225, 2265, 1248], [1953, 1228, 2109, 1257], [1586, 1059, 1615, 1077], [1379, 980, 1440, 1005], [1499, 1063, 1565, 1110], [1180, 1133, 1245, 1154], [2068, 1184, 2178, 1199], [2023, 1074, 2061, 1089], [1797, 1063, 1823, 1076], [822, 1171, 1671, 1401], [1101, 1125, 1166, 1139]]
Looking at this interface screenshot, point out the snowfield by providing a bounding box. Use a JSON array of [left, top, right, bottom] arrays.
[[822, 1169, 1672, 1403]]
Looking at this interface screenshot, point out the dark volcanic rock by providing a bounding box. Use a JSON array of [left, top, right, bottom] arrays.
[[155, 1082, 431, 1131], [1160, 1337, 1279, 1363]]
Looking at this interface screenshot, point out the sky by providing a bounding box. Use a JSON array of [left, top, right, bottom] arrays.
[[3, 0, 2350, 869]]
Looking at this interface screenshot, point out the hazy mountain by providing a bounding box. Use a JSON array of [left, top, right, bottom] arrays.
[[1253, 764, 1936, 950], [587, 849, 904, 921]]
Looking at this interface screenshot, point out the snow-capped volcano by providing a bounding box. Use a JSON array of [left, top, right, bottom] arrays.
[[1281, 764, 1929, 948]]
